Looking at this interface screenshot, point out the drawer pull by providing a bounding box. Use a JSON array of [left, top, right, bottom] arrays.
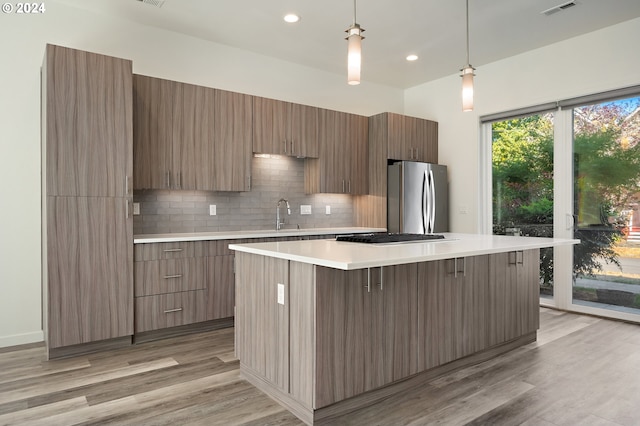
[[164, 307, 183, 314], [163, 274, 183, 279], [163, 248, 183, 252]]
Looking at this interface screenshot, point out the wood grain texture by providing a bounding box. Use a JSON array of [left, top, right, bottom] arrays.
[[134, 290, 207, 333], [206, 255, 235, 320], [488, 249, 540, 347], [235, 253, 289, 392], [290, 103, 320, 158], [134, 257, 207, 297], [46, 196, 133, 350], [133, 241, 208, 261], [288, 262, 316, 407], [305, 110, 368, 195], [3, 309, 639, 425], [173, 82, 215, 190], [132, 74, 172, 190], [252, 96, 288, 155], [44, 44, 133, 197], [214, 89, 253, 191]]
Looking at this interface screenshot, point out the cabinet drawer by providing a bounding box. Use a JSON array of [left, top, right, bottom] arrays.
[[134, 241, 207, 261], [135, 257, 206, 297], [135, 290, 207, 332]]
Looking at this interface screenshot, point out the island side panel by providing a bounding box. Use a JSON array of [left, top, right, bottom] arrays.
[[235, 252, 289, 392], [289, 261, 316, 407]]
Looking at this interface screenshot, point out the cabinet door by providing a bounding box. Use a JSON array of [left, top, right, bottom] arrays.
[[417, 256, 488, 371], [315, 267, 368, 408], [46, 196, 133, 348], [214, 90, 252, 191], [173, 82, 215, 190], [413, 118, 438, 163], [253, 96, 288, 155], [380, 264, 419, 385], [206, 254, 235, 320], [290, 103, 320, 158], [45, 45, 132, 197], [488, 250, 539, 346], [347, 113, 369, 194], [132, 74, 172, 190]]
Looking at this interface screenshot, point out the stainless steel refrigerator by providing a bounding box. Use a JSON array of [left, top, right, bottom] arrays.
[[387, 161, 449, 234]]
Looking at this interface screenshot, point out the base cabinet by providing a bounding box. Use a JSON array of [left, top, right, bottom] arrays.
[[234, 249, 541, 424], [417, 256, 489, 371]]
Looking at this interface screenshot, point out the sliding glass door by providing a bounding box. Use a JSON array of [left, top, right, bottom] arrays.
[[484, 93, 640, 322], [571, 97, 640, 315]]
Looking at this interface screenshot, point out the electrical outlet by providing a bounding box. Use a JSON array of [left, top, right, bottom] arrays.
[[277, 283, 285, 305], [325, 205, 331, 215], [133, 202, 140, 215], [459, 205, 468, 215], [300, 205, 312, 215], [209, 204, 216, 216]]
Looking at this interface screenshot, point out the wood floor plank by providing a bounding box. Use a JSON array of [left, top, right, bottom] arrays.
[[0, 308, 638, 425]]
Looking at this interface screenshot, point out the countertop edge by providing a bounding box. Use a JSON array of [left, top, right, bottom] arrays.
[[133, 227, 386, 244], [229, 234, 580, 270]]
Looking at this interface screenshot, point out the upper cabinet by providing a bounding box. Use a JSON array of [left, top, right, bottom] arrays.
[[253, 97, 319, 158], [372, 112, 438, 163], [44, 45, 133, 197], [304, 110, 368, 194], [133, 75, 252, 191]]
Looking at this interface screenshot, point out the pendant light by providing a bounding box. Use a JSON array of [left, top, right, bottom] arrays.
[[346, 0, 364, 85], [461, 0, 475, 111]]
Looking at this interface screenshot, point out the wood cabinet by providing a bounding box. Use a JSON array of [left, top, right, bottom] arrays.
[[305, 109, 368, 194], [313, 264, 418, 408], [417, 256, 489, 371], [44, 45, 133, 197], [133, 76, 252, 191], [134, 241, 208, 333], [253, 97, 319, 158], [42, 45, 133, 355], [372, 112, 438, 163], [235, 253, 290, 392], [488, 249, 540, 346]]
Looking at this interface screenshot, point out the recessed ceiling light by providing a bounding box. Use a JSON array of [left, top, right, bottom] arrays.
[[284, 14, 300, 23], [406, 54, 419, 61]]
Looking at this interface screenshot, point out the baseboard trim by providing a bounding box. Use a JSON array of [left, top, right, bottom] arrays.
[[0, 330, 44, 349], [133, 317, 234, 344]]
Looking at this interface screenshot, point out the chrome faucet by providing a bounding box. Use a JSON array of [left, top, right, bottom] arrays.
[[276, 198, 291, 231]]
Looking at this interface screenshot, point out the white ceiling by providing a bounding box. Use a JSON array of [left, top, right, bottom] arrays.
[[57, 0, 640, 89]]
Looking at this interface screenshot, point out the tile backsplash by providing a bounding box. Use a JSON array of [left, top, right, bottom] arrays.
[[133, 156, 355, 234]]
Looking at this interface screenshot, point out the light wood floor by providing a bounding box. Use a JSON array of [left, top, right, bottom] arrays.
[[1, 308, 639, 426]]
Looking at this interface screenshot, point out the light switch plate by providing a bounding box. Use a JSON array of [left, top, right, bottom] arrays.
[[300, 205, 312, 215], [133, 202, 140, 215], [209, 205, 216, 216], [325, 205, 331, 215], [277, 283, 285, 305]]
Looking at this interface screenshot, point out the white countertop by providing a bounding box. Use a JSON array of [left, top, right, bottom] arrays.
[[133, 227, 386, 244], [229, 233, 580, 270]]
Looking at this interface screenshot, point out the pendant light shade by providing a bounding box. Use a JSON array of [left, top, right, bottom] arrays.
[[346, 0, 364, 85], [461, 66, 475, 111], [461, 0, 475, 111]]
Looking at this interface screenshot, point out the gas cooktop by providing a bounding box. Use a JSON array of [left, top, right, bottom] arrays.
[[335, 233, 445, 244]]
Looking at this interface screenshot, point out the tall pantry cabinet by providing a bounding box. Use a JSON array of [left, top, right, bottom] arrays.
[[42, 44, 133, 358]]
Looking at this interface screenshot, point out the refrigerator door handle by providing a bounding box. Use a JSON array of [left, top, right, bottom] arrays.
[[422, 170, 428, 234], [424, 170, 431, 233], [429, 169, 436, 233]]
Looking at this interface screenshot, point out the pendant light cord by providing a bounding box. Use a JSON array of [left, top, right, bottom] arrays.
[[466, 0, 470, 66], [353, 0, 357, 25]]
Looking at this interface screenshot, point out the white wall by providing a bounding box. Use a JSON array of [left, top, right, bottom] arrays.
[[0, 1, 403, 347], [405, 17, 640, 234]]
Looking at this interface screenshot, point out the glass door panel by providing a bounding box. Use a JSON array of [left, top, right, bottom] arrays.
[[572, 97, 640, 314], [491, 114, 555, 299]]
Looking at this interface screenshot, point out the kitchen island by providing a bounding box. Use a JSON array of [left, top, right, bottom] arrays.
[[230, 233, 579, 425]]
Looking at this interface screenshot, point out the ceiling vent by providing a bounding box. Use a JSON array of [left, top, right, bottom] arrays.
[[541, 1, 577, 16], [137, 0, 165, 8]]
